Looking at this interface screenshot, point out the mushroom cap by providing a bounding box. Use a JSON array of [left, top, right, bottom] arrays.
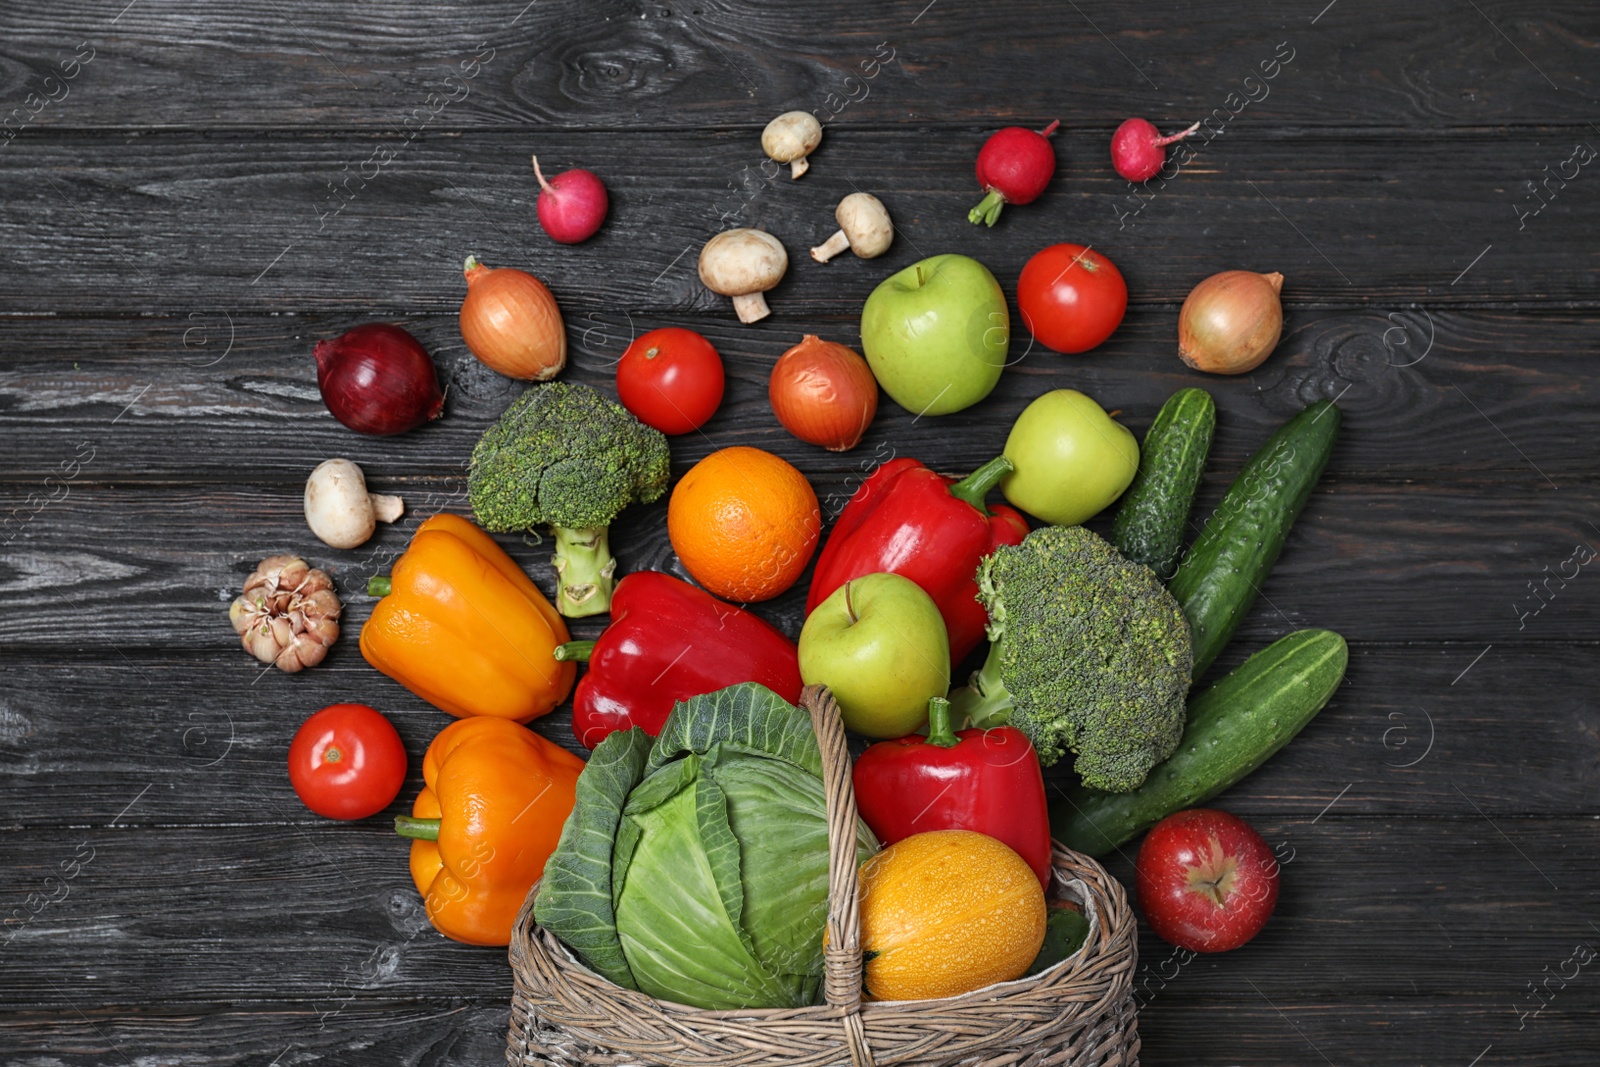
[[698, 228, 788, 297], [835, 192, 894, 256], [761, 111, 823, 163], [305, 458, 375, 549]]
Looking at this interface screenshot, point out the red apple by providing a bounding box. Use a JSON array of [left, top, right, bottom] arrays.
[[1135, 808, 1280, 952]]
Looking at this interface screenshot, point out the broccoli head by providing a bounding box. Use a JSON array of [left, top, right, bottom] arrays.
[[950, 524, 1193, 793], [469, 382, 670, 617]]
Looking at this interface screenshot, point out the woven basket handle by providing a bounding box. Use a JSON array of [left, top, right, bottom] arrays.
[[802, 684, 876, 1067]]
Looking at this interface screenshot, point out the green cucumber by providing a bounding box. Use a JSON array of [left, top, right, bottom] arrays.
[[1170, 399, 1340, 679], [1111, 388, 1216, 580], [1053, 628, 1348, 857]]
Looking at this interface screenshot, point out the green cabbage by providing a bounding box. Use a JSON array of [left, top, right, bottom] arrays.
[[534, 683, 877, 1010]]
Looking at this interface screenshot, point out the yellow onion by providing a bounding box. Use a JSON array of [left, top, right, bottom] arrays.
[[1177, 270, 1284, 375], [769, 335, 878, 451], [459, 255, 566, 379]]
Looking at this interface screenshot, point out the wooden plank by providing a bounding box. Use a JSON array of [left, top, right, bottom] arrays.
[[0, 640, 1596, 825], [2, 1, 1595, 130], [0, 130, 1595, 315], [0, 1003, 517, 1066], [0, 1, 1592, 1059], [0, 998, 1593, 1067], [1139, 998, 1599, 1066], [2, 470, 1595, 650], [0, 309, 1593, 482], [2, 818, 1595, 1011]]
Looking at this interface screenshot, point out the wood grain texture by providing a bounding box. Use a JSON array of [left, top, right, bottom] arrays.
[[3, 818, 1596, 1006], [1, 642, 1596, 827], [0, 129, 1595, 315], [3, 0, 1597, 1063], [0, 1003, 516, 1066], [0, 998, 1594, 1067], [0, 1, 1595, 129], [3, 473, 1596, 650], [0, 309, 1593, 482]]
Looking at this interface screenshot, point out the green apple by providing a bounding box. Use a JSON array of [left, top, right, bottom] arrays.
[[1001, 389, 1139, 525], [798, 573, 950, 738], [860, 253, 1009, 416]]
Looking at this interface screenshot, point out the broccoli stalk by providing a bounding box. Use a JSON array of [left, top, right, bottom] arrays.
[[948, 650, 1016, 730], [551, 525, 615, 616], [949, 525, 1194, 793], [468, 382, 670, 617]]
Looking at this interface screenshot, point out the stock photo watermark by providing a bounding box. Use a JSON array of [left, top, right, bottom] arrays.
[[0, 42, 96, 148], [1113, 40, 1296, 230]]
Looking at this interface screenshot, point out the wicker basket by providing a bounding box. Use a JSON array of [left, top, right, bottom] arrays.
[[507, 685, 1141, 1067]]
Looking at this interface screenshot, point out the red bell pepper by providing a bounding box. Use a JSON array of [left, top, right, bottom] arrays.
[[555, 571, 802, 749], [853, 697, 1052, 889], [807, 456, 1028, 665]]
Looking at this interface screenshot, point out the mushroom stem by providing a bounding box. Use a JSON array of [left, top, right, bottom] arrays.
[[732, 292, 772, 324], [789, 157, 809, 180], [810, 229, 852, 263], [370, 493, 405, 524]]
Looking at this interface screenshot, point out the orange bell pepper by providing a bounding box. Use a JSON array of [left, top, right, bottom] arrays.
[[395, 716, 585, 946], [361, 513, 576, 721]]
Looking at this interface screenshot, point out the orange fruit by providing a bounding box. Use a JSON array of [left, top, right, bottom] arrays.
[[668, 446, 821, 602], [858, 829, 1046, 1001]]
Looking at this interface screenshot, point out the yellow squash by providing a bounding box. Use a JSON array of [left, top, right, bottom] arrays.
[[858, 829, 1046, 1000]]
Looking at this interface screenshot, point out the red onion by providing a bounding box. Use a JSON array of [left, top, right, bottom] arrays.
[[312, 324, 444, 435]]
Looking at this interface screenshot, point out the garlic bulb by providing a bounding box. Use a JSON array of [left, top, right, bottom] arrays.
[[228, 555, 342, 672]]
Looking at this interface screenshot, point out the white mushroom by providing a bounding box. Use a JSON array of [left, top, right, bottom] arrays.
[[304, 458, 405, 549], [761, 111, 822, 179], [810, 192, 894, 263], [698, 228, 788, 323]]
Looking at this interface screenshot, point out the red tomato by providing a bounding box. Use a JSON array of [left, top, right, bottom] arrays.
[[1135, 808, 1279, 952], [616, 327, 725, 435], [1017, 244, 1128, 354], [287, 703, 407, 820]]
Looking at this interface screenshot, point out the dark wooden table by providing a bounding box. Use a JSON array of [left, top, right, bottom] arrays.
[[3, 2, 1597, 1063]]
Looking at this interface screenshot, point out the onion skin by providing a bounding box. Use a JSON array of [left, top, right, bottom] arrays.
[[459, 255, 567, 380], [769, 335, 878, 452], [1177, 271, 1285, 375], [312, 323, 444, 436]]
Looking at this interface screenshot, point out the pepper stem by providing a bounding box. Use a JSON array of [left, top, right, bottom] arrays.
[[925, 697, 959, 748], [967, 189, 1006, 227], [367, 576, 392, 597], [394, 816, 440, 841], [948, 455, 1014, 511], [553, 640, 595, 662]]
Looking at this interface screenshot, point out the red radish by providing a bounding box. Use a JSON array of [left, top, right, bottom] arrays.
[[967, 120, 1060, 227], [531, 155, 608, 244], [1111, 118, 1200, 182]]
